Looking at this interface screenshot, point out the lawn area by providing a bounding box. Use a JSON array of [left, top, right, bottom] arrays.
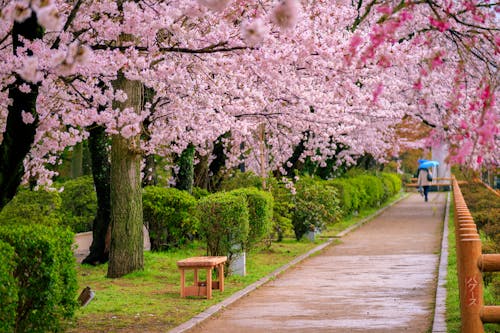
[[66, 193, 406, 333], [66, 239, 324, 332]]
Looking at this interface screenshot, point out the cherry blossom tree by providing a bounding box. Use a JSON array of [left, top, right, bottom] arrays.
[[0, 0, 497, 276]]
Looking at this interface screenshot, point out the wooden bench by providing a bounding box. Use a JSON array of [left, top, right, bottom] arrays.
[[177, 256, 227, 299]]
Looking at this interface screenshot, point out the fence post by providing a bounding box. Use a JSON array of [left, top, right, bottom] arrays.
[[459, 238, 484, 333]]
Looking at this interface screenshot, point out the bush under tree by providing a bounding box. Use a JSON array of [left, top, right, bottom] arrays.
[[0, 224, 78, 333], [229, 188, 273, 250], [196, 192, 249, 269], [143, 186, 198, 251]]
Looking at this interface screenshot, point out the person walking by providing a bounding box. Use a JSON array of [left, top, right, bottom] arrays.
[[417, 167, 432, 202]]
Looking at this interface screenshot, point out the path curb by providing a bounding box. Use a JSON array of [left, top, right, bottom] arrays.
[[432, 192, 450, 333], [168, 193, 409, 333]]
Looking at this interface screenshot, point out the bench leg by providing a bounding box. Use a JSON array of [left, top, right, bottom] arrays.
[[206, 268, 213, 299], [179, 269, 185, 298], [218, 264, 224, 292]]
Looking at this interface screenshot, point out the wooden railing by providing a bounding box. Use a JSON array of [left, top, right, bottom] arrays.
[[405, 177, 453, 188], [452, 177, 500, 332]]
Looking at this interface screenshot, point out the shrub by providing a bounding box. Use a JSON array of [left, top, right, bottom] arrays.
[[0, 188, 62, 226], [267, 177, 294, 242], [143, 186, 198, 251], [191, 187, 210, 199], [379, 172, 402, 200], [0, 224, 78, 333], [357, 174, 385, 207], [0, 240, 18, 333], [230, 188, 273, 249], [292, 178, 341, 240], [326, 179, 355, 216], [219, 171, 264, 191], [58, 176, 97, 233], [196, 192, 249, 267], [345, 177, 368, 210]]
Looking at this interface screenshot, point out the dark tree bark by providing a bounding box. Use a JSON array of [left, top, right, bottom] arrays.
[[82, 125, 111, 265], [0, 14, 43, 210]]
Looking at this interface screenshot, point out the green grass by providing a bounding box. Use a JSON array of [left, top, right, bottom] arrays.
[[66, 239, 324, 332], [446, 204, 461, 333]]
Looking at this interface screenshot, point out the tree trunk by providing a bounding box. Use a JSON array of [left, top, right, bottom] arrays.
[[107, 72, 144, 278], [0, 14, 42, 210], [175, 143, 195, 193], [82, 125, 111, 265]]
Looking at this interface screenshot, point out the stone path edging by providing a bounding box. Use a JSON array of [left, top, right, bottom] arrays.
[[431, 192, 450, 333], [168, 193, 409, 333]]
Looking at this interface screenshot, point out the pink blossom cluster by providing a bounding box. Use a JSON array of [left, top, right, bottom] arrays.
[[0, 0, 498, 186]]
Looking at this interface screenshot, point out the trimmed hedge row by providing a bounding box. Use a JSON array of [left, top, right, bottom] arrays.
[[0, 224, 78, 333], [326, 172, 401, 216]]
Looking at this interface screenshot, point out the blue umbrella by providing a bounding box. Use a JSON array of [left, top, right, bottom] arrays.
[[419, 160, 439, 169]]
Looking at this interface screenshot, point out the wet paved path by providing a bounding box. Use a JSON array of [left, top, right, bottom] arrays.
[[184, 193, 447, 333]]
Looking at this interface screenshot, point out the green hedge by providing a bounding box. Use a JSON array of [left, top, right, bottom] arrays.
[[268, 177, 294, 242], [292, 177, 341, 240], [58, 176, 97, 233], [219, 171, 264, 191], [229, 188, 273, 249], [0, 224, 78, 333], [326, 173, 401, 219], [143, 186, 198, 251], [196, 192, 249, 267], [0, 188, 62, 226], [0, 240, 18, 333], [357, 175, 385, 207]]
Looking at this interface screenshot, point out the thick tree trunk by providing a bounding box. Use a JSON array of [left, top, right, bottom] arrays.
[[82, 125, 111, 265], [0, 14, 42, 210], [175, 143, 195, 193], [107, 73, 144, 278]]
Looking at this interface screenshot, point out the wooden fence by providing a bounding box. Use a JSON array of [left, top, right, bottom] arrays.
[[452, 177, 500, 332]]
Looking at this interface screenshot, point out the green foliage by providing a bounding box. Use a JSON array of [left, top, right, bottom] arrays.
[[0, 224, 78, 333], [0, 188, 62, 226], [191, 187, 209, 199], [175, 144, 195, 193], [326, 179, 356, 215], [58, 176, 97, 233], [219, 171, 264, 191], [345, 177, 369, 210], [267, 177, 294, 242], [380, 172, 402, 200], [196, 192, 249, 267], [0, 240, 18, 333], [326, 172, 401, 218], [357, 175, 385, 207], [229, 188, 273, 250], [292, 177, 341, 240], [142, 186, 198, 251]]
